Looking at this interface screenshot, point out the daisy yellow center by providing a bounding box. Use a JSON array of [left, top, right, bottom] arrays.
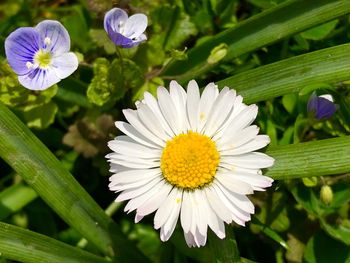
[[34, 49, 52, 68], [161, 131, 220, 189]]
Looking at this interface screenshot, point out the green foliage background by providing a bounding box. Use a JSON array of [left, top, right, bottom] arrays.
[[0, 0, 349, 262]]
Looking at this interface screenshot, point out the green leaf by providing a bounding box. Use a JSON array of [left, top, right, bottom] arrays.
[[0, 183, 37, 220], [304, 231, 350, 263], [162, 0, 350, 81], [0, 222, 110, 263], [89, 29, 116, 54], [282, 93, 297, 114], [300, 20, 338, 41], [0, 102, 150, 262], [320, 218, 350, 246], [218, 43, 350, 104], [298, 83, 332, 96], [266, 136, 350, 180], [87, 58, 143, 106], [251, 216, 289, 250], [20, 101, 58, 129]]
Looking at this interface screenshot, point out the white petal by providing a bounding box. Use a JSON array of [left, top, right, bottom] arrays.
[[204, 187, 232, 223], [221, 135, 270, 155], [217, 125, 259, 151], [215, 180, 255, 214], [123, 180, 169, 214], [212, 183, 250, 225], [215, 172, 254, 195], [115, 176, 162, 201], [157, 87, 181, 135], [198, 82, 219, 132], [229, 171, 273, 190], [51, 52, 78, 79], [109, 170, 161, 192], [109, 168, 161, 184], [108, 138, 161, 159], [159, 189, 182, 241], [220, 152, 275, 169], [115, 121, 159, 148], [201, 194, 225, 239], [137, 103, 170, 141], [143, 92, 174, 137], [193, 190, 208, 236], [186, 80, 200, 131], [155, 188, 182, 229], [219, 104, 258, 141], [108, 155, 159, 169], [169, 80, 188, 132], [204, 88, 236, 137], [123, 109, 165, 147], [180, 191, 192, 233], [124, 14, 148, 39], [136, 183, 172, 216]]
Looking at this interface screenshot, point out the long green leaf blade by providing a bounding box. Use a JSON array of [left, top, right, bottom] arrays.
[[162, 0, 350, 79], [266, 136, 350, 180], [217, 44, 350, 103], [0, 222, 110, 263], [0, 102, 149, 262]]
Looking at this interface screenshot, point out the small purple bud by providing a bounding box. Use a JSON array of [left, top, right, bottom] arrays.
[[307, 93, 337, 120]]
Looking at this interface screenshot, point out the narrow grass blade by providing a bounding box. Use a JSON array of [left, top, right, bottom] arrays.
[[217, 44, 350, 103], [0, 102, 149, 262], [0, 183, 38, 220], [162, 0, 350, 80], [266, 136, 350, 180], [0, 222, 110, 263]]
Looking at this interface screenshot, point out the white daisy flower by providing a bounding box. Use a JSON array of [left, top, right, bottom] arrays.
[[106, 80, 274, 247]]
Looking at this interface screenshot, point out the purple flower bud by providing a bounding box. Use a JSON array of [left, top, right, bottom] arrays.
[[307, 93, 337, 120], [104, 8, 147, 48], [5, 20, 78, 90]]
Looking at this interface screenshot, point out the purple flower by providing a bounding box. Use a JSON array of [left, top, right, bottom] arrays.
[[5, 20, 78, 90], [104, 8, 147, 48], [307, 93, 337, 120]]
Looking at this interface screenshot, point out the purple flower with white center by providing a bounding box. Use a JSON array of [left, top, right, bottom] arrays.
[[307, 93, 337, 120], [5, 20, 78, 91], [104, 8, 148, 48]]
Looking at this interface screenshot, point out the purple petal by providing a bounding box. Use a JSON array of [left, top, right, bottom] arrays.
[[18, 68, 60, 90], [35, 20, 70, 55], [104, 8, 128, 35], [315, 97, 337, 119], [51, 52, 78, 79], [124, 14, 148, 39], [107, 31, 135, 48], [307, 94, 337, 120], [5, 27, 41, 75]]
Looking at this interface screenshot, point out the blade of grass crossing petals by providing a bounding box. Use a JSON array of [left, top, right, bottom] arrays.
[[162, 0, 350, 81], [0, 102, 149, 263], [0, 222, 110, 263], [217, 44, 350, 104], [266, 136, 350, 180]]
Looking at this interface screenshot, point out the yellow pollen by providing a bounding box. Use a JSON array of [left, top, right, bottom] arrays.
[[34, 49, 52, 68], [161, 131, 220, 189]]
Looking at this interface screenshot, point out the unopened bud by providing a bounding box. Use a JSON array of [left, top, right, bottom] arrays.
[[207, 43, 228, 64], [320, 185, 333, 205]]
